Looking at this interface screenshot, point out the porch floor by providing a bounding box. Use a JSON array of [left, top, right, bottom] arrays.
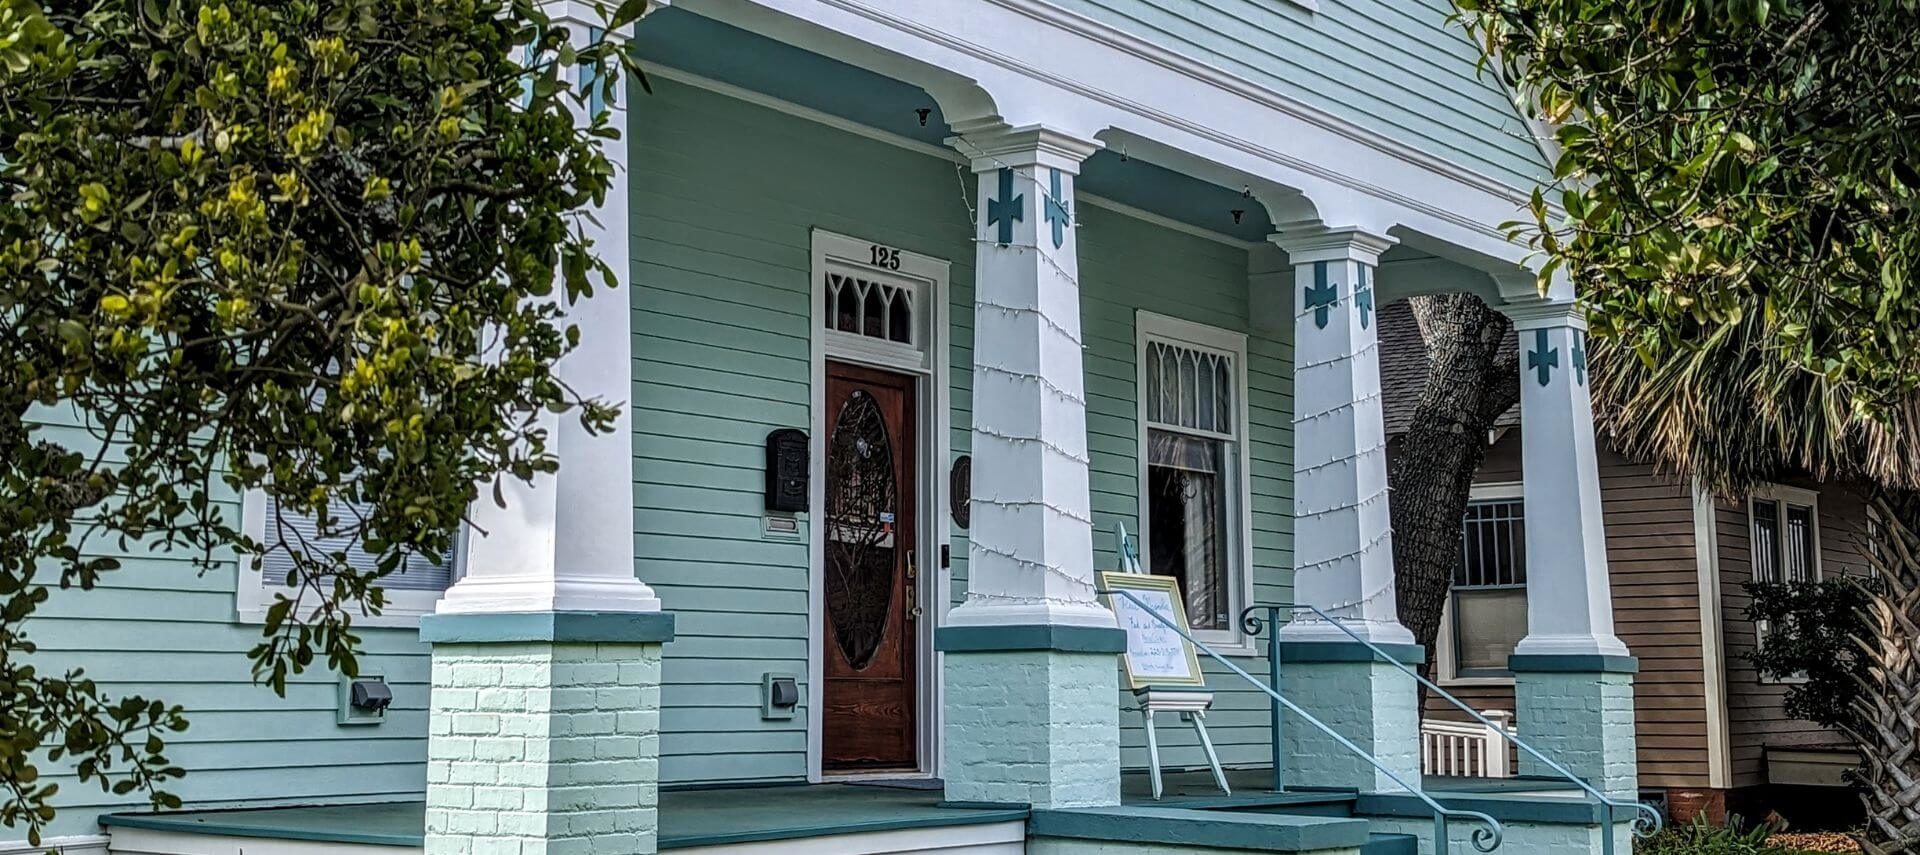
[[97, 771, 1584, 849]]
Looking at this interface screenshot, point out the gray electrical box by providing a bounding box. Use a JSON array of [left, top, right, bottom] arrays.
[[338, 673, 390, 726], [762, 673, 800, 720]]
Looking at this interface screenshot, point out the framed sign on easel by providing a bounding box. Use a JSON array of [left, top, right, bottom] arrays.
[[1098, 571, 1229, 799]]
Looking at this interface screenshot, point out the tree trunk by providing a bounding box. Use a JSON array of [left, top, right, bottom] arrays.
[[1388, 293, 1519, 710], [1852, 486, 1920, 854]]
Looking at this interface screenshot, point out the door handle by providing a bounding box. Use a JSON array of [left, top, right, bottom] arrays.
[[905, 548, 916, 581]]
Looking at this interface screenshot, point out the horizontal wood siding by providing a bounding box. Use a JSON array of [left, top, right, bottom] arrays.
[[25, 411, 431, 836], [1045, 0, 1548, 190], [1072, 204, 1285, 771], [630, 80, 1282, 780], [1423, 436, 1712, 789], [1718, 482, 1871, 789], [629, 77, 975, 784]]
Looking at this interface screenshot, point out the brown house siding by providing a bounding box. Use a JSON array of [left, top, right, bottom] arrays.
[[1421, 434, 1713, 790], [1716, 482, 1872, 789]]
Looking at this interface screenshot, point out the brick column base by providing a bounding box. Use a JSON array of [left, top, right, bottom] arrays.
[[1279, 643, 1422, 793], [420, 612, 674, 855], [939, 626, 1127, 809], [1512, 656, 1639, 799]]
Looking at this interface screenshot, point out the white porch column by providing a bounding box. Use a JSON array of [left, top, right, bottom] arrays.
[[1273, 226, 1411, 646], [422, 13, 672, 853], [1269, 225, 1419, 793], [1507, 303, 1627, 660], [937, 124, 1127, 810], [946, 124, 1110, 630], [1503, 301, 1637, 797]]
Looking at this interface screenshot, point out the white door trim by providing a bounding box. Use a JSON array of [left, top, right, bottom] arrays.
[[808, 228, 952, 782]]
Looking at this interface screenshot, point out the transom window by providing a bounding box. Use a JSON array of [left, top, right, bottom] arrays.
[[823, 271, 915, 346], [1450, 497, 1529, 678], [1136, 313, 1248, 641]]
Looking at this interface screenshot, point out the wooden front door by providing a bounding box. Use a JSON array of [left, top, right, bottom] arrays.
[[822, 361, 919, 771]]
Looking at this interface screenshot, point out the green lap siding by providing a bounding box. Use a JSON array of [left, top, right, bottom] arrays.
[[1075, 205, 1295, 771], [26, 509, 431, 836], [631, 79, 1294, 781], [629, 76, 977, 784], [1047, 0, 1549, 190]]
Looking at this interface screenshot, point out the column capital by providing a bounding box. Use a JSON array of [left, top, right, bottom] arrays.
[[947, 123, 1103, 175], [1501, 298, 1587, 331], [1268, 224, 1398, 267]]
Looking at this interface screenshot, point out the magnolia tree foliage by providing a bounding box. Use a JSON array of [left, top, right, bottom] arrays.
[[1457, 0, 1920, 431], [0, 0, 645, 839]]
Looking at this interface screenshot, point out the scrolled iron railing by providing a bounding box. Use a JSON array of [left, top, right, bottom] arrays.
[[1103, 588, 1504, 854], [1242, 603, 1666, 855]]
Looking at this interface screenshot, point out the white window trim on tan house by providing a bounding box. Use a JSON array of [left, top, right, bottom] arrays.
[[1747, 482, 1822, 685], [1133, 310, 1255, 654], [1437, 481, 1527, 687]]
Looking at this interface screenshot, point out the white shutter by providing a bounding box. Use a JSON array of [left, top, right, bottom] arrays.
[[257, 496, 455, 592]]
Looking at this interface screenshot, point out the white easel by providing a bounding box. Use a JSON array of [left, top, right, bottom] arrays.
[[1109, 526, 1231, 800]]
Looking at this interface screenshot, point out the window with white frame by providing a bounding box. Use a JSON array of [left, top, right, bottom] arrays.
[[1136, 313, 1249, 640], [1750, 488, 1821, 586], [1442, 485, 1528, 681], [1749, 485, 1821, 668], [235, 491, 459, 625]]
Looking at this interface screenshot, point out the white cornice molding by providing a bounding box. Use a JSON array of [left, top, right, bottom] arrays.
[[1269, 224, 1398, 266], [942, 0, 1542, 232]]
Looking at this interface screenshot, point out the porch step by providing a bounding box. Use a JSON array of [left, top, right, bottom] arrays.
[[1362, 832, 1420, 855], [1030, 806, 1372, 853]]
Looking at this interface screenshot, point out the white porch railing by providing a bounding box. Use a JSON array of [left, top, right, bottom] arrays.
[[1421, 711, 1518, 778]]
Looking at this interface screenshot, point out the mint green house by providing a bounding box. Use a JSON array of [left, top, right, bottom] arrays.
[[24, 1, 1658, 854]]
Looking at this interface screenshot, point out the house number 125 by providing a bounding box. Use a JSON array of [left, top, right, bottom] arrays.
[[869, 245, 902, 270]]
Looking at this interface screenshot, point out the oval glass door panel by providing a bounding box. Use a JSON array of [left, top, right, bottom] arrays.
[[826, 389, 897, 670]]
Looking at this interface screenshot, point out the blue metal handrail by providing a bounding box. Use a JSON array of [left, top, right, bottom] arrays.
[[1245, 603, 1665, 855], [1104, 588, 1503, 854]]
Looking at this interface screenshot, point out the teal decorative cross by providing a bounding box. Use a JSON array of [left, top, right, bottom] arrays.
[[1571, 330, 1588, 386], [1528, 328, 1559, 387], [1044, 168, 1071, 250], [1355, 264, 1374, 330], [1305, 262, 1337, 329], [987, 168, 1023, 245]]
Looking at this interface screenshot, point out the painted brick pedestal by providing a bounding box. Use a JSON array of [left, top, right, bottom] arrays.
[[420, 612, 674, 855], [940, 626, 1128, 809], [1279, 644, 1422, 793], [1512, 656, 1639, 799]]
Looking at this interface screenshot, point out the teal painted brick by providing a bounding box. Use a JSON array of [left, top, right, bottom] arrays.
[[1282, 661, 1420, 792], [944, 649, 1123, 808], [1515, 671, 1638, 797], [425, 640, 664, 855]]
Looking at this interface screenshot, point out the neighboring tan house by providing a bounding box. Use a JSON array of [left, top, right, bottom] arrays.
[[1380, 299, 1868, 825]]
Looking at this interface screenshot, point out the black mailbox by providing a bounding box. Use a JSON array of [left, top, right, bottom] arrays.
[[765, 428, 809, 512]]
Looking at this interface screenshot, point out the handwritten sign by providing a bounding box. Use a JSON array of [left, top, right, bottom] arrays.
[[1100, 572, 1206, 689]]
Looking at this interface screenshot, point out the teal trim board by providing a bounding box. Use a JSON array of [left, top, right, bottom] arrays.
[[937, 624, 1128, 653], [100, 784, 1031, 850], [100, 803, 424, 847], [1355, 790, 1614, 825], [418, 610, 676, 644], [1507, 654, 1639, 674], [1030, 806, 1371, 851], [1278, 641, 1424, 665]]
